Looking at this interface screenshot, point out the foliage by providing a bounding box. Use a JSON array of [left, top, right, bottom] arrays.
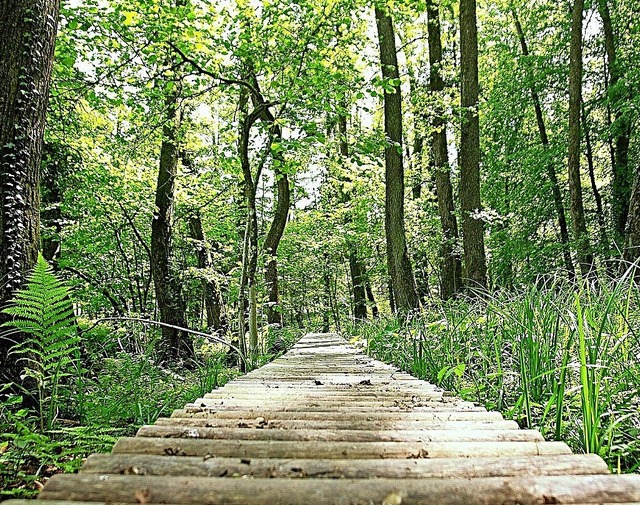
[[1, 254, 81, 431], [346, 276, 640, 473]]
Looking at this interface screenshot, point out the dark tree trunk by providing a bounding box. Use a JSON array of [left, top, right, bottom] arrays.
[[188, 212, 227, 332], [581, 102, 609, 251], [41, 143, 64, 264], [375, 5, 420, 313], [459, 0, 487, 290], [623, 163, 640, 272], [567, 0, 594, 277], [338, 113, 368, 320], [598, 0, 632, 245], [365, 279, 379, 318], [150, 93, 192, 361], [427, 0, 462, 300], [512, 11, 575, 279], [0, 0, 60, 383]]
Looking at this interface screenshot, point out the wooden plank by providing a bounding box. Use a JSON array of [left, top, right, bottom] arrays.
[[153, 417, 522, 431], [135, 425, 543, 442], [111, 437, 571, 459], [38, 474, 640, 504], [170, 408, 505, 421], [80, 453, 609, 479]]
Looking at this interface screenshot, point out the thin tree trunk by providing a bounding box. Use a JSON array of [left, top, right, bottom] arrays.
[[427, 0, 463, 299], [598, 0, 632, 245], [188, 212, 227, 332], [238, 95, 263, 361], [581, 102, 609, 250], [0, 0, 60, 383], [365, 279, 379, 318], [150, 92, 193, 361], [375, 5, 420, 313], [512, 10, 575, 279], [338, 113, 368, 320], [567, 0, 594, 276], [459, 0, 487, 290]]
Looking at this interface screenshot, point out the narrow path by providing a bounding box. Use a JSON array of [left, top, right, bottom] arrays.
[[5, 333, 640, 504]]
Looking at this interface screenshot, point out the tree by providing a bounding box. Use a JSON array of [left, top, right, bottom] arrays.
[[0, 0, 61, 383], [512, 10, 575, 279], [427, 0, 463, 299], [150, 88, 193, 360], [567, 0, 594, 276], [375, 4, 420, 313], [459, 0, 487, 289], [598, 0, 632, 246]]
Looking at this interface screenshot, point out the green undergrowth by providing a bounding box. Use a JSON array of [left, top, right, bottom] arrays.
[[346, 275, 640, 473], [0, 256, 299, 498]]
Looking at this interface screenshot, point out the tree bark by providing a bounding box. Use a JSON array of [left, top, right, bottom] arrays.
[[150, 92, 193, 361], [598, 0, 632, 245], [459, 0, 487, 290], [375, 5, 420, 313], [427, 0, 463, 299], [567, 0, 594, 276], [188, 212, 227, 333], [0, 0, 60, 383], [512, 10, 575, 280]]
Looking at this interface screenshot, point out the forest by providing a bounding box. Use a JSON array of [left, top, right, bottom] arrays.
[[1, 0, 639, 496]]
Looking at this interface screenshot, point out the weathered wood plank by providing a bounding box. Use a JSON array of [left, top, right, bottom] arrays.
[[135, 425, 543, 442], [153, 417, 522, 431], [80, 453, 609, 479], [111, 437, 571, 459], [170, 408, 505, 421], [38, 474, 640, 504]]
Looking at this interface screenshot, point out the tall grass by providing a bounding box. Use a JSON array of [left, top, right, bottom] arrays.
[[345, 274, 640, 472]]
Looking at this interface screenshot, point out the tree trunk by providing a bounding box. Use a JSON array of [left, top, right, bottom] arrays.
[[567, 0, 594, 276], [238, 97, 263, 361], [262, 127, 289, 327], [459, 0, 487, 290], [150, 92, 192, 361], [622, 163, 640, 273], [365, 279, 379, 318], [581, 102, 609, 251], [598, 0, 632, 246], [0, 0, 60, 383], [427, 0, 463, 300], [338, 113, 368, 320], [512, 10, 575, 279], [41, 143, 64, 264], [375, 5, 420, 314], [188, 212, 227, 332]]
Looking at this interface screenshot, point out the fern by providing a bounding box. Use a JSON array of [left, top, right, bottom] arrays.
[[1, 254, 81, 431]]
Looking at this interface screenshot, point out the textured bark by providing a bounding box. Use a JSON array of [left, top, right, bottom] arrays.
[[567, 0, 594, 276], [0, 0, 60, 382], [512, 11, 575, 279], [598, 0, 632, 244], [375, 5, 419, 313], [427, 0, 462, 299], [459, 0, 487, 290], [188, 213, 227, 332], [150, 93, 192, 361]]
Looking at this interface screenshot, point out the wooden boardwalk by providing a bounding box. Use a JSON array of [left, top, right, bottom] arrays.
[[5, 332, 640, 504]]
